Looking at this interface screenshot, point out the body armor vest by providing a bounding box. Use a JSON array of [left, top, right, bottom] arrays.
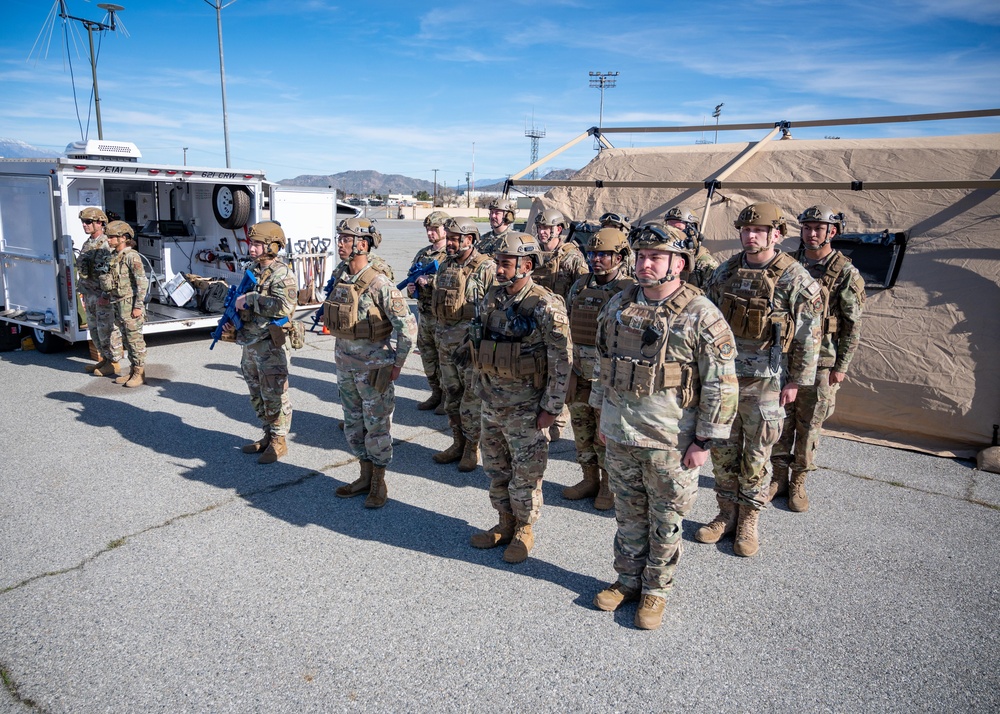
[[569, 276, 632, 347], [717, 252, 796, 352], [533, 242, 584, 298], [432, 252, 489, 324], [797, 249, 851, 335], [600, 283, 702, 404], [473, 283, 548, 381], [323, 266, 393, 341]]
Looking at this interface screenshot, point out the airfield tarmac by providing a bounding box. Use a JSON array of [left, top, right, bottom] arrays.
[[1, 220, 997, 712]]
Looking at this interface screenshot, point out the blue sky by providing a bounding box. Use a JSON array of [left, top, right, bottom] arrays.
[[2, 0, 999, 184]]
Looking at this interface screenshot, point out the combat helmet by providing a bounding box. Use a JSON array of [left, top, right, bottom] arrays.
[[488, 197, 517, 224], [247, 221, 287, 258], [106, 220, 135, 240], [443, 216, 480, 239], [599, 211, 631, 234], [586, 227, 629, 276], [534, 208, 568, 230], [494, 231, 542, 285], [630, 222, 695, 272], [423, 210, 451, 228], [79, 207, 109, 224], [337, 216, 381, 251], [734, 202, 788, 236], [798, 205, 845, 234], [663, 205, 700, 229]]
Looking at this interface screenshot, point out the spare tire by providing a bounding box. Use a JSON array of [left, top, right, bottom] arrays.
[[212, 185, 252, 229]]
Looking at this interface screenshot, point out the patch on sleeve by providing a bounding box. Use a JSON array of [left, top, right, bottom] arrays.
[[850, 274, 867, 304], [803, 279, 822, 298], [389, 294, 408, 316], [714, 336, 736, 361]]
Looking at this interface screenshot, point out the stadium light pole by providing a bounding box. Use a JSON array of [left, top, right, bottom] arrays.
[[589, 71, 618, 151], [204, 0, 237, 168], [713, 103, 724, 144]]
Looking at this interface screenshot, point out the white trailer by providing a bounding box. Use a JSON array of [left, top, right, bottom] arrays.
[[0, 140, 355, 353]]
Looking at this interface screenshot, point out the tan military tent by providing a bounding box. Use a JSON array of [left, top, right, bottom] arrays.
[[524, 133, 1000, 458]]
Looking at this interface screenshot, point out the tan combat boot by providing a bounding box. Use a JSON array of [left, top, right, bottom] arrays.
[[593, 469, 614, 511], [336, 460, 373, 498], [634, 594, 666, 630], [733, 505, 760, 557], [93, 360, 120, 377], [457, 440, 479, 473], [258, 435, 287, 464], [417, 388, 442, 411], [502, 522, 534, 563], [123, 367, 145, 388], [434, 402, 446, 416], [470, 511, 516, 549], [694, 496, 738, 544], [562, 463, 600, 500], [788, 472, 810, 512], [85, 357, 108, 374], [593, 581, 640, 612], [365, 465, 388, 508], [767, 464, 789, 501], [433, 417, 466, 464], [114, 368, 131, 385], [242, 427, 271, 454]]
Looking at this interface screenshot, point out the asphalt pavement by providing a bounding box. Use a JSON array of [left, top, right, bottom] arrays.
[[1, 221, 997, 712]]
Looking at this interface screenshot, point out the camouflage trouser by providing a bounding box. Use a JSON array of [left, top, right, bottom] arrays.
[[568, 376, 604, 467], [436, 326, 482, 442], [241, 338, 292, 438], [84, 292, 122, 361], [771, 367, 839, 477], [339, 366, 395, 467], [710, 375, 783, 510], [605, 440, 699, 598], [416, 309, 441, 392], [480, 399, 548, 525], [112, 297, 146, 368]]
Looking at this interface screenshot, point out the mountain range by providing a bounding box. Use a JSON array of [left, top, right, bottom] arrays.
[[1, 138, 578, 194]]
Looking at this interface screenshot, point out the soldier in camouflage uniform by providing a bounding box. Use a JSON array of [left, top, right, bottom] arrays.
[[223, 222, 299, 464], [431, 217, 496, 472], [598, 211, 636, 275], [327, 217, 417, 508], [476, 197, 517, 256], [468, 233, 572, 564], [406, 210, 450, 412], [591, 224, 738, 630], [663, 205, 720, 290], [533, 207, 590, 442], [562, 227, 633, 510], [77, 207, 122, 376], [97, 221, 148, 387], [770, 206, 866, 512], [699, 203, 823, 557]]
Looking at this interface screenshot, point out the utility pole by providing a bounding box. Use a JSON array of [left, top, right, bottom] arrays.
[[713, 103, 724, 144], [465, 172, 471, 208], [589, 71, 618, 151], [432, 168, 439, 207], [203, 0, 237, 168], [58, 2, 125, 141], [182, 147, 188, 165]]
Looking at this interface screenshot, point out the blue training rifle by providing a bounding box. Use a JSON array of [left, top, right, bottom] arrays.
[[209, 269, 258, 350]]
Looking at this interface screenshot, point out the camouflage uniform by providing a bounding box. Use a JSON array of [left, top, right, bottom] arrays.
[[433, 249, 495, 442], [331, 266, 417, 467], [99, 247, 148, 368], [704, 252, 823, 508], [236, 259, 298, 439], [473, 280, 571, 524], [408, 243, 447, 398], [592, 283, 738, 597], [771, 248, 865, 484], [565, 269, 633, 471], [476, 226, 510, 258], [686, 245, 720, 291], [78, 235, 121, 361]]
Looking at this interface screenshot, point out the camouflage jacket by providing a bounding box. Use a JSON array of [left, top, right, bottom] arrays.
[[796, 248, 866, 372], [476, 226, 510, 257], [685, 245, 721, 291], [533, 239, 590, 302], [77, 234, 112, 296], [333, 265, 417, 372], [592, 284, 739, 449], [566, 269, 633, 381], [705, 251, 822, 384], [433, 249, 496, 344], [236, 259, 297, 346], [99, 248, 148, 304], [407, 243, 447, 315], [474, 279, 572, 415]]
